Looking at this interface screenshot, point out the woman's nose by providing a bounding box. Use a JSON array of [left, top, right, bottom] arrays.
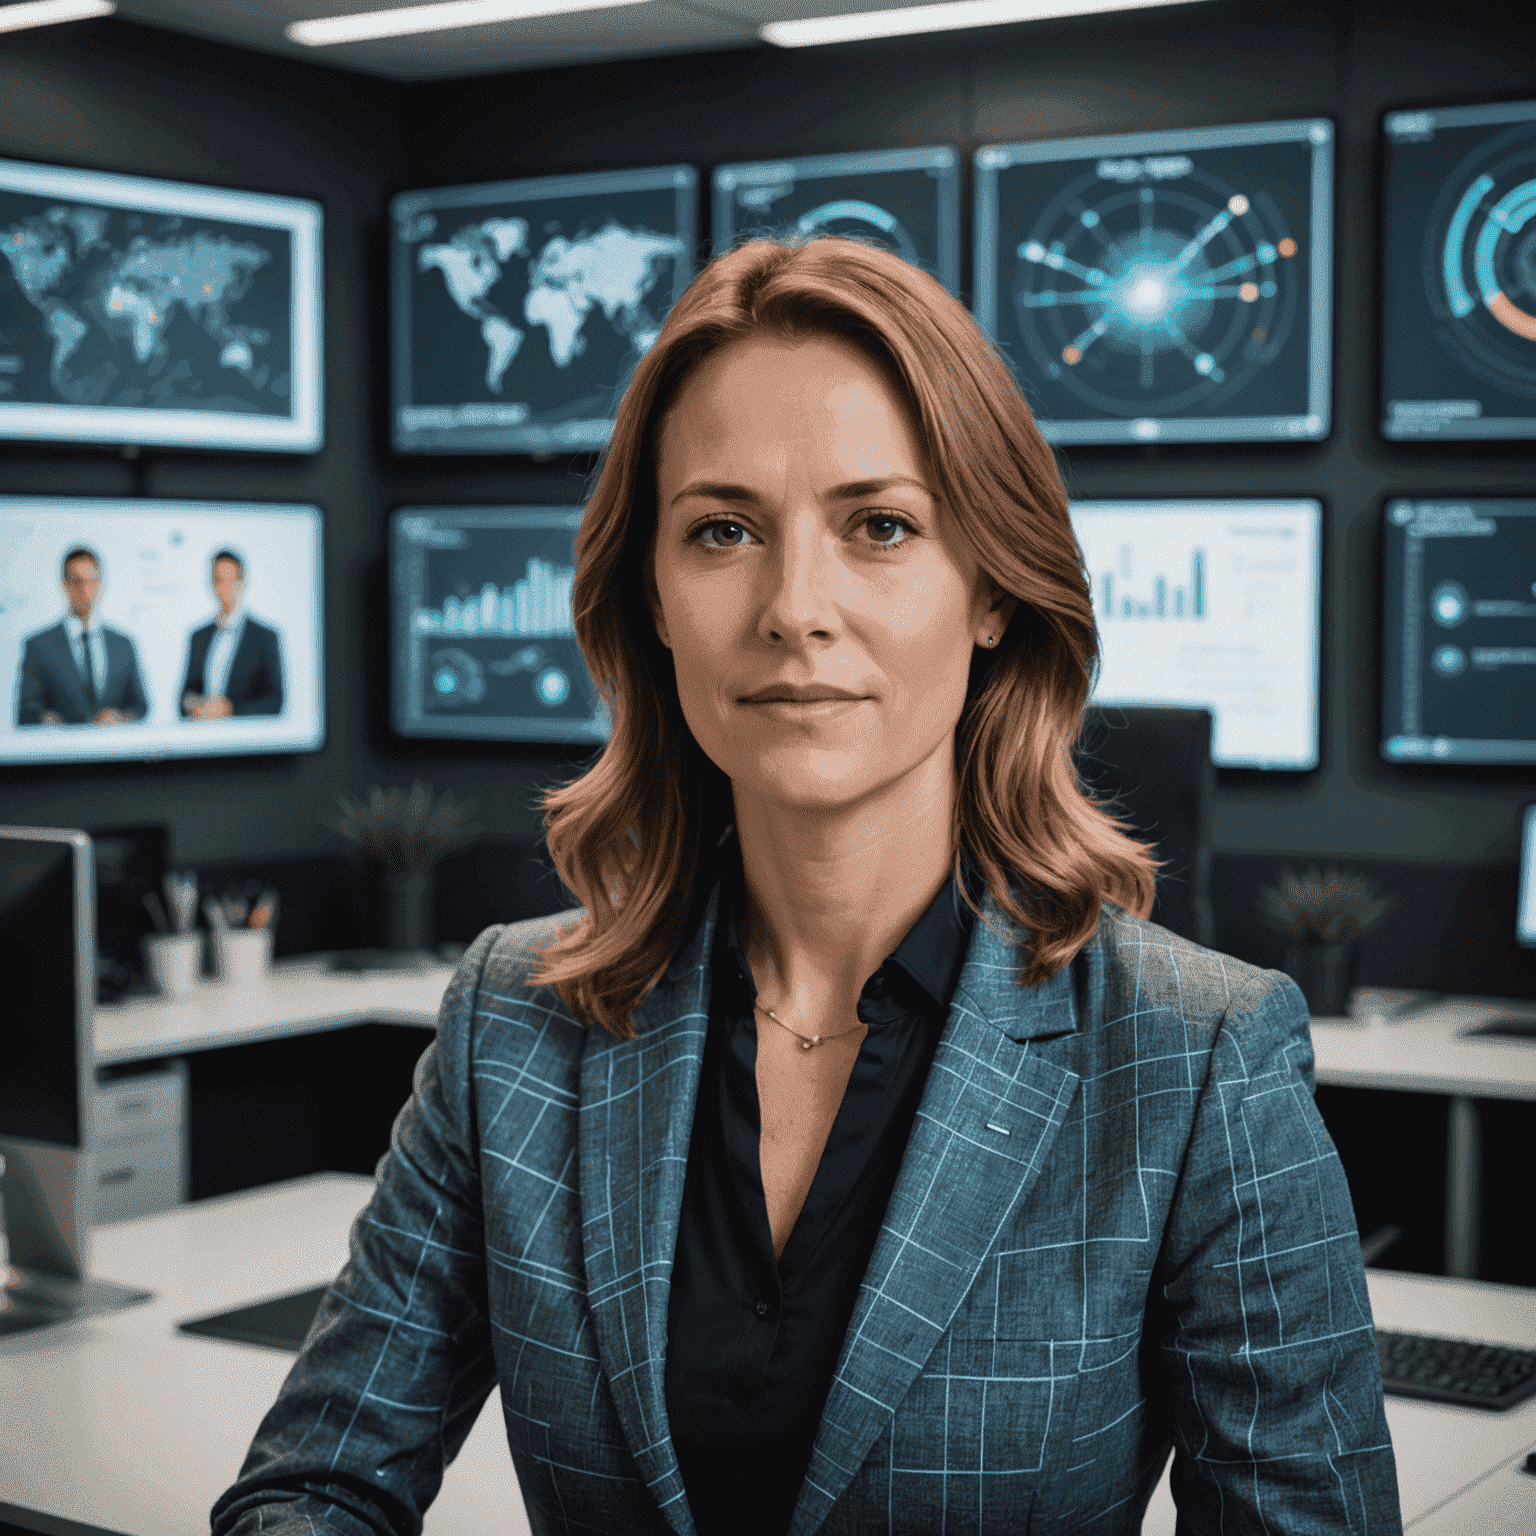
[[758, 526, 839, 644]]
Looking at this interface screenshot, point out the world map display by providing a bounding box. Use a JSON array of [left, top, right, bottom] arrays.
[[0, 194, 295, 425], [392, 166, 696, 454]]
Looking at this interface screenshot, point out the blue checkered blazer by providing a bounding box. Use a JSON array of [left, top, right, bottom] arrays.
[[213, 882, 1401, 1536]]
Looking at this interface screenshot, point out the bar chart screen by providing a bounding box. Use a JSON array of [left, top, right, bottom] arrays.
[[1071, 499, 1322, 769], [1381, 497, 1536, 763], [390, 506, 608, 743]]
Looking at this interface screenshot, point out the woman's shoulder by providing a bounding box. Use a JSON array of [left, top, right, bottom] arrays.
[[440, 908, 590, 1049], [1088, 900, 1307, 1038]]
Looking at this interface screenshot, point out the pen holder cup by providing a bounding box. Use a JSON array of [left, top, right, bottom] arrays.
[[142, 932, 203, 999], [215, 926, 272, 988]]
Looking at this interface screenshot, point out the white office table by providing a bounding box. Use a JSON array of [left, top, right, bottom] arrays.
[[0, 1174, 527, 1536], [1310, 997, 1536, 1279], [3, 1177, 1533, 1536], [1142, 1269, 1536, 1533], [95, 956, 456, 1067]]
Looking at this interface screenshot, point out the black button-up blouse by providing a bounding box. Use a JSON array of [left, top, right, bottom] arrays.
[[664, 852, 974, 1536]]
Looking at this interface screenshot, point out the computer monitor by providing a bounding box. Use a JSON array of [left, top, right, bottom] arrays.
[[0, 157, 323, 452], [1070, 498, 1322, 770], [0, 497, 325, 766], [391, 165, 697, 454], [1381, 497, 1536, 763], [1519, 806, 1536, 949], [712, 147, 960, 293], [0, 827, 150, 1333], [390, 505, 609, 744], [1381, 99, 1536, 441], [974, 118, 1333, 444]]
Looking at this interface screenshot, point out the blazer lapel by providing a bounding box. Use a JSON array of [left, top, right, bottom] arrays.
[[577, 882, 719, 1536], [790, 898, 1083, 1535]]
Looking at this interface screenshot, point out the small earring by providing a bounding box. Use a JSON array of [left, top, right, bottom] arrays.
[[985, 635, 996, 647]]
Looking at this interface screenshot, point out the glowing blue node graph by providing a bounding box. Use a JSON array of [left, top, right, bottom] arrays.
[[976, 120, 1332, 445]]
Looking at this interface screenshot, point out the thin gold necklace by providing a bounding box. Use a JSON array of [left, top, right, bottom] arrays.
[[753, 998, 865, 1052]]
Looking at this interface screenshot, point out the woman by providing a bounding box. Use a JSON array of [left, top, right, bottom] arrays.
[[213, 239, 1399, 1536]]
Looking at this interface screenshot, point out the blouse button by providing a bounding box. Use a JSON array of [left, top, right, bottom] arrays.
[[755, 1300, 772, 1319]]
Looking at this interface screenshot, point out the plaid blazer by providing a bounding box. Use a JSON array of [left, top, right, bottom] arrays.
[[213, 882, 1401, 1536]]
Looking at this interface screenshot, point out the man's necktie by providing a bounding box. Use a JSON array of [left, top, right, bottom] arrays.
[[78, 628, 98, 715]]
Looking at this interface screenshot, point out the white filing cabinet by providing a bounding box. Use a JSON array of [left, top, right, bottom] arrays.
[[92, 1061, 187, 1224]]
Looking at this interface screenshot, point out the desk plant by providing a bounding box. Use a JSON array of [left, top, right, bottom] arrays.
[[325, 781, 480, 952], [1257, 865, 1396, 1017]]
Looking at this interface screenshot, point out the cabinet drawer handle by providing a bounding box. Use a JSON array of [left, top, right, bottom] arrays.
[[100, 1166, 136, 1186], [116, 1099, 150, 1116]]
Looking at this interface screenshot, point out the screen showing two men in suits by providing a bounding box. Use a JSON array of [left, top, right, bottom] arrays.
[[0, 499, 323, 764]]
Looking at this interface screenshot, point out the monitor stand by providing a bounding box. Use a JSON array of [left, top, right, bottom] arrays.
[[0, 1139, 153, 1336]]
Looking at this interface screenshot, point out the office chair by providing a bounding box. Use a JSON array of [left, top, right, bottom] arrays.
[[1076, 705, 1216, 948]]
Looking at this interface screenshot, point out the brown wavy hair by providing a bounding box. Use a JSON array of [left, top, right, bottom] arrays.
[[533, 237, 1156, 1037]]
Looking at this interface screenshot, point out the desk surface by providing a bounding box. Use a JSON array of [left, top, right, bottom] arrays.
[[1310, 996, 1536, 1101], [95, 957, 456, 1066], [0, 1174, 524, 1536], [3, 1177, 1534, 1536]]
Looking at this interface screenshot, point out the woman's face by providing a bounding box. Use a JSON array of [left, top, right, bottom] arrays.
[[649, 332, 1010, 818]]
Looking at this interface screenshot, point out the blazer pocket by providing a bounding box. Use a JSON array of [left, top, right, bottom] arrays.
[[892, 1337, 1084, 1480]]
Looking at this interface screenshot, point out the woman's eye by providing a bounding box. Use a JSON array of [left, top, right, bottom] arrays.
[[863, 515, 911, 546], [696, 521, 751, 549]]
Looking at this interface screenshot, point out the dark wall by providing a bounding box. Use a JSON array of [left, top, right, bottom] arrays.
[[2, 1, 1535, 986]]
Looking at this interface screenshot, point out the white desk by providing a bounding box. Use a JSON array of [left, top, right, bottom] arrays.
[[1311, 997, 1536, 1279], [0, 1174, 527, 1536], [3, 1179, 1533, 1536], [95, 956, 456, 1067], [1142, 1269, 1536, 1534]]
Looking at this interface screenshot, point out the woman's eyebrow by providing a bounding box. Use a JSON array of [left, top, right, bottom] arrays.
[[827, 475, 934, 501], [670, 481, 758, 508]]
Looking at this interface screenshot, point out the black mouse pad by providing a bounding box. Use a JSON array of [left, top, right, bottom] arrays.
[[177, 1283, 329, 1351]]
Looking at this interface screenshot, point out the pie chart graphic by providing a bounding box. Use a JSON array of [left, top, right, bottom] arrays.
[[1426, 123, 1536, 395], [793, 199, 921, 266]]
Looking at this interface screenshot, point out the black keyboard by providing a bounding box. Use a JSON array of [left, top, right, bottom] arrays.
[[1377, 1329, 1536, 1410]]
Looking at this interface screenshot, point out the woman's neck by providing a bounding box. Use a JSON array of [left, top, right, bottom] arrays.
[[732, 742, 959, 1016]]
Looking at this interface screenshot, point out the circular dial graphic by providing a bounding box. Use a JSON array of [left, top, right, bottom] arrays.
[[1424, 123, 1536, 397], [793, 199, 921, 265], [1011, 170, 1302, 418]]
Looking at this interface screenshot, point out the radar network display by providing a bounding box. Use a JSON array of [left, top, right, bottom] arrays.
[[1381, 498, 1536, 764], [0, 158, 322, 452], [1382, 100, 1536, 441], [391, 166, 696, 454], [391, 506, 608, 745], [975, 120, 1332, 444], [712, 148, 959, 292]]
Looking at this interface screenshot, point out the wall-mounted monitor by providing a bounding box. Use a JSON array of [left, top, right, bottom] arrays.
[[1070, 498, 1322, 770], [975, 120, 1333, 445], [0, 159, 323, 452], [0, 498, 324, 765], [1381, 100, 1536, 441], [391, 506, 608, 744], [1519, 805, 1536, 948], [712, 147, 960, 293], [1381, 496, 1536, 763], [391, 166, 696, 455]]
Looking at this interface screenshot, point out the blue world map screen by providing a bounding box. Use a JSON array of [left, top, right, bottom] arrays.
[[391, 166, 696, 454]]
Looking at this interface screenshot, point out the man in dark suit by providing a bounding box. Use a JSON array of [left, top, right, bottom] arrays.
[[16, 547, 150, 727], [180, 549, 284, 719]]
